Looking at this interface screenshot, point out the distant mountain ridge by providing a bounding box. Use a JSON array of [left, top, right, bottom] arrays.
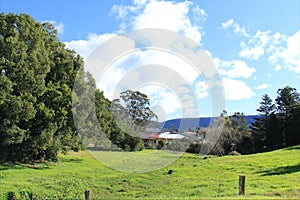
[[160, 115, 258, 131]]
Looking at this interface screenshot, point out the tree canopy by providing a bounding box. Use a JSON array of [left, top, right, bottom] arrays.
[[250, 86, 300, 152], [0, 13, 84, 162]]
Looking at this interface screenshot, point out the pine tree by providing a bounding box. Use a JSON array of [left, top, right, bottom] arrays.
[[251, 94, 275, 150], [275, 86, 300, 146]]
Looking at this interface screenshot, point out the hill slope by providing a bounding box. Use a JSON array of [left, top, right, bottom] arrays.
[[161, 115, 258, 130], [0, 145, 299, 199]]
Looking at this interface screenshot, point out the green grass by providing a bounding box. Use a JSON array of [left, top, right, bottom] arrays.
[[90, 149, 184, 173], [0, 146, 299, 199]]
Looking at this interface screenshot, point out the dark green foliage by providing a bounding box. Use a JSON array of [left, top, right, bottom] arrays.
[[275, 86, 300, 146], [251, 94, 275, 151], [0, 13, 49, 161], [157, 140, 166, 150], [72, 76, 155, 152], [119, 90, 157, 131], [102, 90, 158, 152], [6, 190, 33, 200], [250, 87, 300, 153], [122, 134, 144, 151], [285, 103, 300, 146], [0, 13, 82, 162], [95, 90, 114, 139], [275, 86, 299, 117], [186, 141, 201, 153], [267, 113, 283, 149], [72, 71, 103, 148]]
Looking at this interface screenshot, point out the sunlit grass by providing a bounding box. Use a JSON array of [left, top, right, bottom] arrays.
[[0, 146, 299, 199], [90, 149, 183, 173]]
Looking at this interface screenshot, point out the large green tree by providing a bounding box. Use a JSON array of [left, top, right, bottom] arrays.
[[286, 103, 300, 146], [275, 86, 300, 146], [251, 94, 275, 150], [275, 86, 300, 118], [107, 90, 158, 151], [0, 13, 82, 162], [119, 90, 157, 131]]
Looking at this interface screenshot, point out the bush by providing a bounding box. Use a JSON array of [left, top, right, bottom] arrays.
[[157, 140, 166, 149], [186, 142, 202, 153]]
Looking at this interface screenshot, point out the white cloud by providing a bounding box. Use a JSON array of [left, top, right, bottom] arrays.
[[237, 25, 300, 73], [268, 30, 300, 73], [255, 83, 271, 90], [55, 22, 64, 34], [239, 30, 270, 60], [139, 84, 200, 119], [275, 64, 281, 71], [97, 50, 200, 101], [214, 59, 256, 79], [221, 19, 234, 29], [111, 0, 206, 44], [207, 50, 255, 100], [43, 20, 64, 34], [140, 86, 181, 115], [133, 0, 147, 7], [222, 78, 255, 100], [64, 33, 115, 58], [194, 81, 209, 99], [221, 18, 249, 37], [92, 47, 209, 119], [192, 5, 207, 24]]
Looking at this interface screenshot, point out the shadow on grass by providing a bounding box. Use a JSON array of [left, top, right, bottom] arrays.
[[0, 162, 51, 170], [258, 163, 300, 176], [58, 157, 83, 163], [0, 157, 83, 170], [0, 162, 25, 171]]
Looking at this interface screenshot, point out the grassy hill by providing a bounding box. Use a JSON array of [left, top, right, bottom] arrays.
[[0, 146, 299, 199]]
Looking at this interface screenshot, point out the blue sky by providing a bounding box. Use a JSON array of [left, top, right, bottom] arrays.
[[1, 0, 299, 121]]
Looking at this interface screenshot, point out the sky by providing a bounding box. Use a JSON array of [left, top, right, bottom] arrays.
[[1, 0, 299, 121]]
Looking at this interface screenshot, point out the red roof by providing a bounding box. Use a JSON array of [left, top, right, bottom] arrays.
[[150, 134, 160, 139]]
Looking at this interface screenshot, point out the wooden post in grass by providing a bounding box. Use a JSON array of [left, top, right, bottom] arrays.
[[85, 190, 91, 200], [238, 175, 245, 195]]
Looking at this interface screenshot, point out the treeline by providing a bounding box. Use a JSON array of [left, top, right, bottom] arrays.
[[199, 86, 300, 156], [250, 87, 300, 152], [0, 13, 147, 163]]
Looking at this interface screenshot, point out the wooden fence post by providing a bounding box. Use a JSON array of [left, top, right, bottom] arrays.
[[85, 190, 91, 200], [238, 175, 245, 195]]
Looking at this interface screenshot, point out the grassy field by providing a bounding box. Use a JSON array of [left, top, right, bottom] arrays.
[[0, 146, 299, 199]]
